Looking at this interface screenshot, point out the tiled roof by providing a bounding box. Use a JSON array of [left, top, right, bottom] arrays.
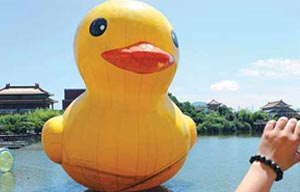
[[262, 100, 291, 109], [0, 98, 57, 103], [208, 99, 222, 105], [0, 84, 51, 95]]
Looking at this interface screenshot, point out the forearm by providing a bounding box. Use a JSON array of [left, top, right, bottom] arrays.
[[235, 162, 276, 192]]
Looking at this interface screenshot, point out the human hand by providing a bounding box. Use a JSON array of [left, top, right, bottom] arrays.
[[258, 117, 300, 171]]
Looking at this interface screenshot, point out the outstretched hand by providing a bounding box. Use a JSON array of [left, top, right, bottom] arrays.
[[258, 117, 300, 170], [236, 117, 300, 192]]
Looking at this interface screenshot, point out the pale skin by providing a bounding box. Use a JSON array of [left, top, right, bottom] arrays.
[[236, 117, 300, 192]]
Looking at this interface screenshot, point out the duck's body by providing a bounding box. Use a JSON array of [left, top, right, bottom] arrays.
[[42, 1, 196, 191]]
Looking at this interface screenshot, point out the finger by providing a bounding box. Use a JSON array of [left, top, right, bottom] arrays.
[[284, 118, 297, 134], [292, 154, 300, 165], [274, 117, 288, 131], [294, 121, 300, 138], [264, 120, 276, 132]]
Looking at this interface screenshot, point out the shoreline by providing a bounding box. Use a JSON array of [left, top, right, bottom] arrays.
[[0, 133, 263, 150], [0, 134, 41, 149]]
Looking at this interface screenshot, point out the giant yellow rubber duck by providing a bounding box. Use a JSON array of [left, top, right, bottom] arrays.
[[42, 0, 197, 191]]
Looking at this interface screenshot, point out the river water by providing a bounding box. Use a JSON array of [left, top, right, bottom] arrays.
[[1, 136, 299, 192]]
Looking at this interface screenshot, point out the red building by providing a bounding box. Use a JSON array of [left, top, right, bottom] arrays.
[[62, 89, 85, 110], [261, 100, 299, 118], [207, 99, 222, 111], [0, 84, 57, 114]]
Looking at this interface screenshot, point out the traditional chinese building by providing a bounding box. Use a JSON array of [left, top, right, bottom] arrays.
[[207, 99, 222, 111], [261, 100, 299, 118], [62, 89, 85, 110], [0, 84, 57, 114]]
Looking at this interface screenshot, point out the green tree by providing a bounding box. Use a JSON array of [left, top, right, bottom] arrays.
[[235, 109, 253, 126], [0, 109, 62, 135], [169, 93, 268, 135], [218, 105, 235, 121], [26, 109, 62, 133], [252, 111, 269, 122], [196, 112, 233, 134]]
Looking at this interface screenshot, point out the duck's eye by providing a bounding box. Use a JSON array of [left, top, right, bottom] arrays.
[[90, 18, 107, 37], [171, 30, 179, 48]]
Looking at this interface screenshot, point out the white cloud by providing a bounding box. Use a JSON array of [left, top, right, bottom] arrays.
[[240, 58, 300, 78], [210, 80, 240, 92]]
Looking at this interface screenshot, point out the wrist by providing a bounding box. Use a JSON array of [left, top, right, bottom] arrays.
[[251, 161, 277, 182], [236, 161, 276, 192], [250, 154, 283, 181]]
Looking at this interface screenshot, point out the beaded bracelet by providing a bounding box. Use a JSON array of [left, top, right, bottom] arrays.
[[249, 154, 283, 181]]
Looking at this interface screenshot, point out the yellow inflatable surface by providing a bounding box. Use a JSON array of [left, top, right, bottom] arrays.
[[42, 0, 197, 191]]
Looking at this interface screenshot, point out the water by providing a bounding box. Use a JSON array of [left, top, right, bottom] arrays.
[[1, 136, 299, 192]]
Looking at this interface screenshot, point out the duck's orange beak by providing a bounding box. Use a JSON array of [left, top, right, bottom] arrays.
[[101, 42, 175, 74]]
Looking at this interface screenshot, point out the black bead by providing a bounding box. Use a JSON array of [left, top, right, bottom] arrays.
[[259, 156, 266, 161], [276, 174, 283, 181], [271, 162, 277, 169], [265, 159, 272, 165]]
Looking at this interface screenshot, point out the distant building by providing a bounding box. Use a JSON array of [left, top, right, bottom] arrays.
[[0, 83, 57, 114], [62, 89, 85, 110], [207, 99, 222, 111], [261, 100, 299, 118]]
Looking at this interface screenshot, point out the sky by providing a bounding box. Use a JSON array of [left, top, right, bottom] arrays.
[[0, 0, 299, 110]]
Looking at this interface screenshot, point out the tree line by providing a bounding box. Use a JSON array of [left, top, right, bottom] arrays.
[[0, 98, 272, 135], [0, 94, 295, 135], [0, 109, 62, 135], [169, 94, 270, 135]]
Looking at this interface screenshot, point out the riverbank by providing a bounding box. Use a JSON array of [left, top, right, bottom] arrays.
[[0, 134, 40, 149], [0, 132, 262, 150]]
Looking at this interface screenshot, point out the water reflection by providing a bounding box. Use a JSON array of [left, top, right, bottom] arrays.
[[85, 186, 172, 192], [0, 172, 15, 192]]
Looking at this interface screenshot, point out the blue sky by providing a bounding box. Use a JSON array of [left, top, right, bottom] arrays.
[[0, 0, 299, 110]]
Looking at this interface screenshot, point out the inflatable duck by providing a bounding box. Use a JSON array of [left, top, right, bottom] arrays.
[[42, 0, 197, 191]]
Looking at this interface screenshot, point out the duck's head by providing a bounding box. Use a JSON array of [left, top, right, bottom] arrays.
[[74, 0, 179, 98]]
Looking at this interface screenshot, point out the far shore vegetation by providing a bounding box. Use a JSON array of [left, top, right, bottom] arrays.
[[0, 109, 62, 135], [169, 94, 293, 135], [0, 94, 298, 136]]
